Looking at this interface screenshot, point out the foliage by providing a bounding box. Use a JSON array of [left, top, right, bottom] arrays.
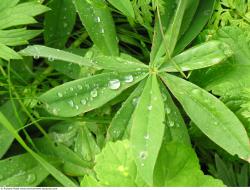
[[0, 0, 250, 187]]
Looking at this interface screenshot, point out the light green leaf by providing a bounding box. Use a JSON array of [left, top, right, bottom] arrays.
[[174, 0, 216, 54], [107, 0, 135, 18], [160, 40, 233, 72], [0, 153, 49, 187], [19, 45, 97, 68], [39, 71, 147, 117], [0, 43, 22, 61], [0, 28, 42, 46], [81, 140, 144, 187], [213, 26, 250, 65], [161, 73, 250, 161], [130, 75, 165, 185], [73, 0, 119, 56], [107, 81, 146, 141], [44, 0, 76, 48], [154, 142, 225, 186]]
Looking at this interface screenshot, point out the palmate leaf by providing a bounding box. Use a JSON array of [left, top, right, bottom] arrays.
[[161, 73, 250, 161], [39, 71, 147, 117], [130, 75, 165, 185], [0, 153, 49, 187], [73, 0, 119, 56], [0, 0, 49, 61], [160, 40, 233, 72]]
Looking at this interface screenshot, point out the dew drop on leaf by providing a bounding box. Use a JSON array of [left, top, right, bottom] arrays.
[[124, 75, 134, 83], [77, 85, 83, 90], [144, 134, 149, 140], [48, 56, 54, 62], [139, 151, 148, 160], [26, 173, 36, 184], [70, 87, 74, 91], [132, 97, 139, 106], [108, 79, 121, 90], [147, 105, 152, 111], [57, 92, 63, 98], [90, 89, 98, 98], [165, 107, 171, 114], [80, 99, 86, 105], [68, 100, 74, 107]]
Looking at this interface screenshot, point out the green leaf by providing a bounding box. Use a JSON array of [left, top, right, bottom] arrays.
[[130, 75, 165, 185], [213, 26, 250, 65], [39, 71, 147, 117], [0, 153, 49, 187], [44, 0, 76, 48], [174, 0, 216, 54], [19, 45, 97, 68], [73, 0, 119, 56], [158, 81, 191, 145], [107, 0, 135, 18], [151, 0, 190, 64], [0, 101, 27, 159], [0, 28, 42, 46], [0, 43, 22, 61], [161, 73, 250, 161], [81, 140, 144, 186], [153, 142, 225, 186], [0, 112, 77, 187], [160, 40, 233, 72], [107, 81, 146, 141]]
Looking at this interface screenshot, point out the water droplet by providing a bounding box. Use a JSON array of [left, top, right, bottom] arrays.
[[96, 16, 101, 22], [165, 107, 171, 114], [108, 79, 121, 90], [57, 92, 63, 98], [224, 48, 233, 57], [52, 108, 58, 115], [124, 75, 134, 83], [212, 58, 221, 64], [169, 120, 175, 127], [144, 134, 149, 140], [147, 105, 152, 111], [77, 85, 83, 90], [70, 87, 74, 91], [81, 99, 86, 105], [139, 151, 148, 160], [132, 97, 139, 106], [68, 100, 74, 107], [101, 28, 104, 33], [90, 89, 98, 98], [75, 105, 79, 110], [26, 174, 36, 184], [48, 56, 54, 62], [214, 121, 218, 126], [33, 55, 40, 59]]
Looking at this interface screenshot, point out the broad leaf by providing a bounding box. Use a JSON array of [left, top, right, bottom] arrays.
[[39, 71, 147, 117], [44, 0, 76, 48], [154, 142, 224, 186], [0, 153, 49, 187], [160, 40, 233, 72], [81, 140, 144, 186], [73, 0, 119, 56], [130, 75, 165, 185], [161, 73, 250, 161]]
